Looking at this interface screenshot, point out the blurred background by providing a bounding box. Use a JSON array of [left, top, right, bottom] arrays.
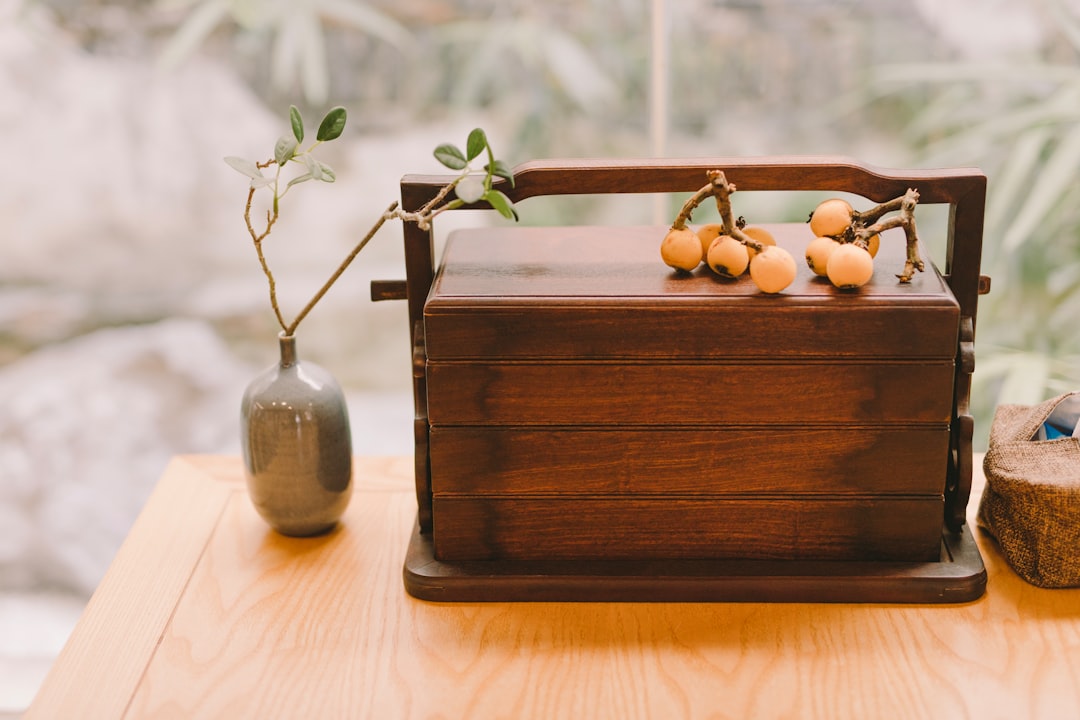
[[3, 0, 1080, 712]]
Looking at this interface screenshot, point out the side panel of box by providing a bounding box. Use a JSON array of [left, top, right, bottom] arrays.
[[428, 427, 949, 496], [431, 497, 944, 562], [426, 361, 955, 425]]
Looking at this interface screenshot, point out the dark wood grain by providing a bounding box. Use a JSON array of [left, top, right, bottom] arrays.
[[431, 496, 943, 562], [428, 426, 949, 496], [426, 361, 955, 425], [426, 303, 960, 360], [403, 156, 984, 205], [403, 518, 986, 603]]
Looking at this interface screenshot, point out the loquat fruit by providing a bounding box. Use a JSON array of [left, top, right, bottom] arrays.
[[742, 226, 777, 262], [864, 233, 880, 258], [707, 235, 750, 278], [661, 228, 704, 271], [805, 236, 842, 277], [826, 243, 874, 289], [696, 223, 725, 259], [809, 198, 854, 238], [749, 245, 798, 294]]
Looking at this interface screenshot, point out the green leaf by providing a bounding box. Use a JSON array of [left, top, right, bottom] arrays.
[[302, 153, 323, 181], [286, 173, 313, 189], [224, 156, 264, 180], [317, 160, 336, 182], [274, 135, 298, 166], [483, 189, 517, 221], [290, 105, 304, 143], [250, 176, 275, 189], [316, 106, 347, 141], [455, 174, 485, 204], [486, 159, 515, 188], [466, 128, 487, 161], [434, 143, 467, 170]]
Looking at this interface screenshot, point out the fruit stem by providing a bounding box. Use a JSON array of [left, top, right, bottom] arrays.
[[853, 196, 905, 226], [671, 183, 714, 230], [855, 188, 923, 282], [708, 170, 764, 253]]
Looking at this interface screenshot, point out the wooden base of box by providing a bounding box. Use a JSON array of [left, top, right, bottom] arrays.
[[403, 517, 986, 603]]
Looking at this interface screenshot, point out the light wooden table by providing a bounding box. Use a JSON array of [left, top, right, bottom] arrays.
[[26, 455, 1080, 719]]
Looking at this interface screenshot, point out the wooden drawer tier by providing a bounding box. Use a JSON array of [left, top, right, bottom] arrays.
[[426, 361, 955, 426], [428, 427, 950, 496], [431, 496, 944, 562]]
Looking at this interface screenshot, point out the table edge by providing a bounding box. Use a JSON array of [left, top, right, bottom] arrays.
[[24, 456, 239, 719]]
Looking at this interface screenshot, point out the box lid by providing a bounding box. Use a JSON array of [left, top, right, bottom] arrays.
[[425, 224, 960, 360]]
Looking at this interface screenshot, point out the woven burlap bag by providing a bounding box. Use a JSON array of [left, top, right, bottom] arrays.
[[978, 392, 1080, 588]]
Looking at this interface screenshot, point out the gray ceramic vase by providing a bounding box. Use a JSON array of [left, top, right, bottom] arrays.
[[240, 333, 352, 536]]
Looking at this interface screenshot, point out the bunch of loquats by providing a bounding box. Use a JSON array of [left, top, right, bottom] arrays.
[[661, 170, 924, 293]]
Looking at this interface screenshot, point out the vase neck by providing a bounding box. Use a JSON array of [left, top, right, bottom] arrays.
[[279, 334, 298, 367]]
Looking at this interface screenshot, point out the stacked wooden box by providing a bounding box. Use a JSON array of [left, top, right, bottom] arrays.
[[390, 158, 988, 602], [422, 224, 958, 564]]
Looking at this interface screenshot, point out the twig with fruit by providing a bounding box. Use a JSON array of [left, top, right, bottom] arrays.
[[660, 170, 798, 293], [805, 190, 923, 288], [226, 105, 517, 337], [660, 169, 924, 293]]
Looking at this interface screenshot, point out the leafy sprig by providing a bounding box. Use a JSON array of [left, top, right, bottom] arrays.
[[431, 128, 517, 221], [225, 105, 517, 336]]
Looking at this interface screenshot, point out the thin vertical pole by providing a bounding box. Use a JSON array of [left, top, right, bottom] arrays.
[[650, 0, 669, 226]]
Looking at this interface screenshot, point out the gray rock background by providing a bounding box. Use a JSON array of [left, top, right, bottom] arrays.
[[0, 6, 429, 709]]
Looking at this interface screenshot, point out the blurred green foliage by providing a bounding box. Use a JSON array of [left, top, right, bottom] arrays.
[[861, 1, 1080, 448]]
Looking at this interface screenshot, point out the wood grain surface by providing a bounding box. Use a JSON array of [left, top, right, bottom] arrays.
[[426, 361, 956, 426], [428, 426, 949, 495], [27, 454, 1080, 720], [431, 496, 943, 562]]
